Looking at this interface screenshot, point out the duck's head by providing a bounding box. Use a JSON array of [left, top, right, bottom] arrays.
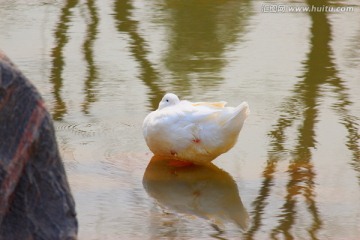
[[158, 93, 180, 110]]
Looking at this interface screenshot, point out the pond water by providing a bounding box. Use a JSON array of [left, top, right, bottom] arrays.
[[1, 0, 359, 239]]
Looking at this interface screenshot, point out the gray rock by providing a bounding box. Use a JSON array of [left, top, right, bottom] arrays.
[[0, 51, 77, 240]]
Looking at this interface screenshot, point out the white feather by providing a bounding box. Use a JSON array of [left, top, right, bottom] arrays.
[[143, 93, 250, 164]]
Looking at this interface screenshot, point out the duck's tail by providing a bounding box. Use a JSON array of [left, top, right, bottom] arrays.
[[222, 101, 249, 135], [228, 102, 250, 123]]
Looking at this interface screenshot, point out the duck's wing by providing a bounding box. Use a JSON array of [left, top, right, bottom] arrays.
[[160, 100, 226, 126], [192, 101, 227, 108], [176, 101, 223, 121], [186, 101, 249, 128]]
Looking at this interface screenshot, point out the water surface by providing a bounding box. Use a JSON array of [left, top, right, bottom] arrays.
[[0, 0, 359, 239]]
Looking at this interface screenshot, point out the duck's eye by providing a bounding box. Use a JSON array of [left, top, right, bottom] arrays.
[[166, 99, 169, 102]]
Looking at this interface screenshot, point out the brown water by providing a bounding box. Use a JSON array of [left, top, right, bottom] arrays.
[[1, 0, 360, 239]]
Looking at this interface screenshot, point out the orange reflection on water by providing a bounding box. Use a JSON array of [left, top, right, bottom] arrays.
[[143, 155, 249, 231]]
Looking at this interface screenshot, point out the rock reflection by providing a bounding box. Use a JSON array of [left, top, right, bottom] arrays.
[[82, 0, 99, 115], [246, 0, 360, 239], [143, 156, 249, 231], [50, 0, 79, 120]]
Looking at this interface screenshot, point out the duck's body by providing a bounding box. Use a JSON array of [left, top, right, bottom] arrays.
[[143, 93, 249, 164]]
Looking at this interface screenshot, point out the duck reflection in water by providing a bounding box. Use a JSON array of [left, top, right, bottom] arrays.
[[143, 155, 249, 231]]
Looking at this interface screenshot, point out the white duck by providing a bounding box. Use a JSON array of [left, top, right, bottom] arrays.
[[143, 93, 249, 164]]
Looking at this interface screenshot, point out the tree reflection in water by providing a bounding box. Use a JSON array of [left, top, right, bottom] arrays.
[[246, 0, 360, 239], [50, 0, 78, 120], [113, 0, 164, 110], [113, 0, 252, 109], [162, 0, 251, 95], [50, 0, 101, 118], [82, 0, 100, 115]]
